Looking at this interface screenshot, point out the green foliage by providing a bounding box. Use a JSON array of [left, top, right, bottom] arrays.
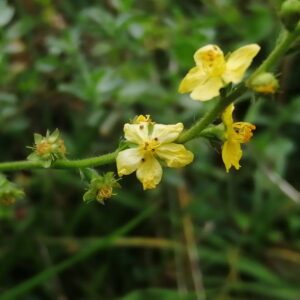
[[0, 0, 300, 300]]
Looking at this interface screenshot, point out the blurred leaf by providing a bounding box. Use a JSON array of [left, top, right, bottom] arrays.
[[0, 1, 14, 27], [119, 289, 197, 300]]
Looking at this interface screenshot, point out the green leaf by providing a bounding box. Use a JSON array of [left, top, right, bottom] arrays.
[[0, 1, 14, 27], [118, 288, 197, 300]]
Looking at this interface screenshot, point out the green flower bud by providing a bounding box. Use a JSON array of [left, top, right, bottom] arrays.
[[83, 172, 121, 204], [280, 0, 300, 31], [248, 72, 279, 94], [27, 129, 66, 168]]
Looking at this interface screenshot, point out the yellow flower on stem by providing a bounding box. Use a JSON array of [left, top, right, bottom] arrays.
[[116, 116, 194, 190], [221, 104, 256, 172], [179, 44, 260, 101]]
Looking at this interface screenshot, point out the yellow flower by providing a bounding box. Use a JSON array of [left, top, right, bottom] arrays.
[[221, 104, 256, 172], [116, 116, 194, 190], [179, 44, 260, 101]]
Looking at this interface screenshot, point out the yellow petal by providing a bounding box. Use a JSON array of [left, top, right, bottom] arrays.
[[222, 104, 235, 128], [190, 77, 223, 101], [178, 67, 207, 93], [222, 140, 242, 172], [156, 143, 194, 168], [124, 123, 148, 144], [151, 123, 183, 144], [194, 44, 225, 67], [116, 148, 142, 176], [223, 44, 260, 84], [136, 156, 162, 190]]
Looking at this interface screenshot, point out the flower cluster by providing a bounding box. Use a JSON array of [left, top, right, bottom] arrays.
[[27, 129, 66, 167], [116, 116, 194, 190], [178, 44, 261, 171], [115, 43, 263, 189]]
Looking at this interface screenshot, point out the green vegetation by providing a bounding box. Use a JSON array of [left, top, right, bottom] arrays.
[[0, 0, 300, 299]]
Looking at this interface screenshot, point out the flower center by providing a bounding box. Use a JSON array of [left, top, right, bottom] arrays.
[[142, 138, 160, 154], [97, 186, 113, 201], [139, 138, 160, 162], [231, 122, 256, 143], [198, 46, 226, 76], [36, 141, 52, 155]]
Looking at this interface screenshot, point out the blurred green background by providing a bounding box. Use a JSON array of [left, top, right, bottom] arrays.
[[1, 0, 300, 299]]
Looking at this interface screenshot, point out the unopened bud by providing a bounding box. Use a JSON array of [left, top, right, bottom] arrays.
[[83, 172, 121, 204], [27, 129, 66, 167], [280, 0, 300, 31], [249, 72, 279, 94]]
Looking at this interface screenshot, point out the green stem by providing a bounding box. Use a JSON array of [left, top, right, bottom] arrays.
[[176, 84, 247, 144], [249, 28, 300, 79], [0, 27, 298, 173], [0, 151, 118, 171]]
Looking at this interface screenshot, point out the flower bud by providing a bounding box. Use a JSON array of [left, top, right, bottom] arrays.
[[280, 0, 300, 31], [27, 129, 66, 167], [248, 72, 279, 94], [83, 172, 121, 204]]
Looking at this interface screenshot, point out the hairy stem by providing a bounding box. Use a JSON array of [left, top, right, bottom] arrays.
[[0, 151, 118, 171]]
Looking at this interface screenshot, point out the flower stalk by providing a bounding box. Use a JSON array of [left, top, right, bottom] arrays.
[[0, 26, 298, 173]]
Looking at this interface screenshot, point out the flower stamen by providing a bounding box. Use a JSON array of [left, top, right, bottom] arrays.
[[232, 122, 256, 143]]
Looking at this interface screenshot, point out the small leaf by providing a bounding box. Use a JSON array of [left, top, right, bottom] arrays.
[[34, 133, 43, 144], [42, 160, 52, 168]]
